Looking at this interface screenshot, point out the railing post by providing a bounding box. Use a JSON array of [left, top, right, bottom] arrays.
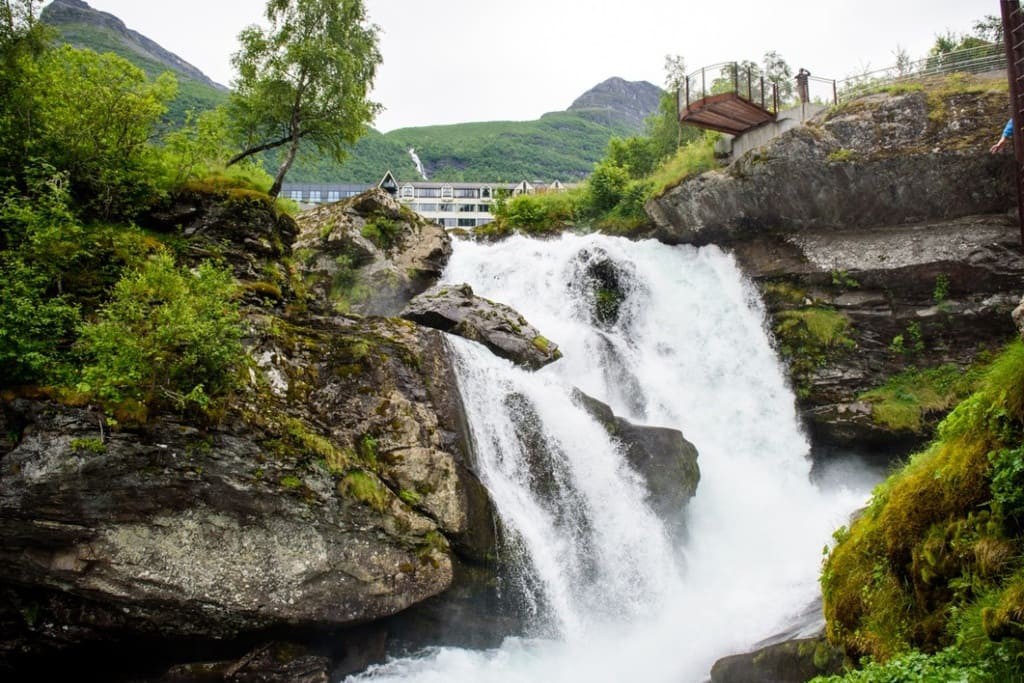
[[760, 76, 765, 109], [747, 67, 752, 100], [733, 63, 739, 94], [773, 83, 778, 113], [702, 68, 706, 99], [832, 79, 837, 105]]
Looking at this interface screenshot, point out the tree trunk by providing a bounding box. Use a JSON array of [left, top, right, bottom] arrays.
[[268, 132, 301, 198]]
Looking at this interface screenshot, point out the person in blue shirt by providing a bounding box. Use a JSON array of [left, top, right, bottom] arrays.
[[992, 118, 1014, 153]]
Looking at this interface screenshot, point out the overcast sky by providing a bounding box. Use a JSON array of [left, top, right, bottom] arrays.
[[76, 0, 996, 132]]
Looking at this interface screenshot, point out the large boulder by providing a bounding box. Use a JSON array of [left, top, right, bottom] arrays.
[[401, 283, 563, 370], [572, 390, 700, 518], [709, 636, 844, 683], [294, 189, 452, 316], [0, 313, 497, 675], [647, 86, 1014, 246], [141, 186, 300, 307]]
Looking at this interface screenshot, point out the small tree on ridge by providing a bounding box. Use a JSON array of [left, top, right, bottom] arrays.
[[227, 0, 382, 197]]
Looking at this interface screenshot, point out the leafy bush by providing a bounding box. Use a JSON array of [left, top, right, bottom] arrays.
[[0, 257, 80, 384], [77, 253, 244, 417]]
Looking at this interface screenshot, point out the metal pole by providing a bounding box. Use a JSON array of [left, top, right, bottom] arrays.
[[760, 76, 765, 109], [701, 68, 706, 99], [1000, 0, 1024, 246], [832, 79, 837, 105], [733, 63, 738, 94], [747, 67, 752, 100]]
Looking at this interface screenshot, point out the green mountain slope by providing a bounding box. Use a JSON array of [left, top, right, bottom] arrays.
[[40, 0, 660, 183], [41, 0, 228, 124]]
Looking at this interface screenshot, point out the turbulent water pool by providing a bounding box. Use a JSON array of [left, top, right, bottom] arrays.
[[346, 233, 876, 683]]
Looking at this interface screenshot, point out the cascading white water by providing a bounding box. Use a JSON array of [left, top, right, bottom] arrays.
[[408, 148, 428, 181], [348, 234, 873, 682]]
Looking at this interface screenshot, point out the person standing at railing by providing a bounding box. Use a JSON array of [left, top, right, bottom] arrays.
[[991, 118, 1014, 153], [796, 68, 811, 104]]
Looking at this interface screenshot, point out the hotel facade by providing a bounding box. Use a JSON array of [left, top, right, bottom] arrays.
[[281, 172, 567, 229]]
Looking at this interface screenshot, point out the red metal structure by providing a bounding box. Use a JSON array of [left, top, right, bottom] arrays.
[[678, 63, 779, 135], [1001, 0, 1024, 244]]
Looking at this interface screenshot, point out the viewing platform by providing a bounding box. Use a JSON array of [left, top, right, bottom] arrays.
[[678, 62, 781, 136]]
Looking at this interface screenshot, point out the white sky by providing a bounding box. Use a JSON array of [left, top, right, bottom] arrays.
[[75, 0, 997, 132]]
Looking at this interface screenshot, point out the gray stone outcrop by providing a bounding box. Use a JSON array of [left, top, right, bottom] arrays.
[[401, 283, 563, 370]]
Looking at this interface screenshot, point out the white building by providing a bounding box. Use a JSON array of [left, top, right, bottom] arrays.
[[281, 172, 570, 229]]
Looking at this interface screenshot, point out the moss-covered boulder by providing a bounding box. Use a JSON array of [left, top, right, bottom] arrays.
[[710, 636, 844, 682], [0, 310, 497, 674], [294, 189, 452, 316], [141, 186, 300, 307], [401, 283, 563, 370]]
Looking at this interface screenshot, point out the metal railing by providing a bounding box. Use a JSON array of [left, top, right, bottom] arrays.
[[678, 62, 780, 115], [836, 43, 1006, 101]]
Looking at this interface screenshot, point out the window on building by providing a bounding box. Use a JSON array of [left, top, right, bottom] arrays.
[[477, 218, 493, 226], [414, 203, 439, 212], [478, 205, 491, 213], [459, 204, 476, 212], [481, 186, 492, 199], [454, 188, 478, 199], [328, 191, 340, 202], [443, 218, 458, 227], [417, 187, 441, 198], [400, 184, 415, 199], [309, 191, 322, 203], [440, 203, 454, 212], [457, 218, 476, 227], [289, 191, 303, 201], [440, 184, 454, 200]]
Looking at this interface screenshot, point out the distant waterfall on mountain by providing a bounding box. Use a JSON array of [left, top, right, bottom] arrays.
[[409, 148, 428, 180], [348, 234, 874, 682]]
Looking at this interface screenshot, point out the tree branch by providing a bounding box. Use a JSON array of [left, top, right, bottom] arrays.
[[226, 131, 307, 167]]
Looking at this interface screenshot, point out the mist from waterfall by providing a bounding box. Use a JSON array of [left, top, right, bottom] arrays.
[[348, 234, 873, 682]]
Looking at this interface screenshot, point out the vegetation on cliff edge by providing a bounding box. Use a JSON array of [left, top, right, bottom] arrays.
[[818, 341, 1024, 681]]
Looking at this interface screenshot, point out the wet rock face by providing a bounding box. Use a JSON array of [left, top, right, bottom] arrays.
[[0, 312, 497, 671], [709, 636, 844, 683], [401, 283, 563, 370], [294, 189, 452, 316], [647, 87, 1014, 246], [568, 248, 643, 330], [644, 81, 1024, 460]]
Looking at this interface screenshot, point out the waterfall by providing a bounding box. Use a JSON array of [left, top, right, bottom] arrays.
[[409, 148, 428, 181], [349, 234, 872, 682]]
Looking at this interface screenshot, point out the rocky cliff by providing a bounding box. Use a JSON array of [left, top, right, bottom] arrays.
[[647, 76, 1024, 459], [568, 77, 664, 132]]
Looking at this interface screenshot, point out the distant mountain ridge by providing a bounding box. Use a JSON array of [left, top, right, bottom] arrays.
[[568, 77, 663, 131], [39, 1, 664, 183], [41, 0, 226, 90]]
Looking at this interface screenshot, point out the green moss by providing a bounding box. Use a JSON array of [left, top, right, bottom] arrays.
[[761, 280, 808, 307], [399, 489, 422, 506], [827, 148, 858, 163], [860, 363, 983, 433], [279, 474, 303, 490], [822, 342, 1024, 664], [341, 469, 389, 511], [532, 336, 551, 353], [69, 437, 106, 454], [242, 280, 284, 301], [774, 306, 855, 395], [281, 417, 350, 473]]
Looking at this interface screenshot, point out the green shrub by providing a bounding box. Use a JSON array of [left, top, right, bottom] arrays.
[[0, 257, 80, 385], [77, 252, 244, 417], [361, 214, 404, 250]]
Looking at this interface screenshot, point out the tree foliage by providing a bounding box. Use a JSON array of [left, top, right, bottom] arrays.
[[229, 0, 382, 196]]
